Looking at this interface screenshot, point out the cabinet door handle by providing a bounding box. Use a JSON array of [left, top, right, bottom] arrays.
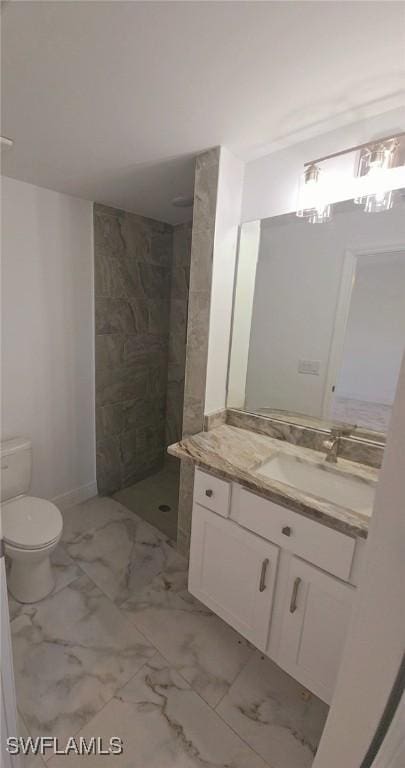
[[205, 489, 213, 498], [289, 577, 302, 613], [259, 558, 270, 592], [282, 526, 291, 536]]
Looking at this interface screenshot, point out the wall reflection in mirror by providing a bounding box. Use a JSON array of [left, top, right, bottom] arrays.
[[228, 193, 405, 438]]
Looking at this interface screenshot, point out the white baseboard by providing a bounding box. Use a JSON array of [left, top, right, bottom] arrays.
[[52, 480, 98, 511]]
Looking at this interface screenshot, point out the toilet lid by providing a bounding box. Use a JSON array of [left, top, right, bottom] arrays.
[[1, 496, 63, 549]]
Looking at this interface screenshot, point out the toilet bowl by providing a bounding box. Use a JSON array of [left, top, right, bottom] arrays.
[[2, 495, 63, 603], [1, 437, 64, 603]]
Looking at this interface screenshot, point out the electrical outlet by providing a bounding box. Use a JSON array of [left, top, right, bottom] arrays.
[[298, 359, 320, 375]]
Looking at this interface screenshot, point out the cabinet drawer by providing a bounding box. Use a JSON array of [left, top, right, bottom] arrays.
[[232, 485, 355, 581], [193, 468, 231, 517]]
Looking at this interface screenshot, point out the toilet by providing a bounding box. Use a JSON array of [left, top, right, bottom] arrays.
[[1, 437, 63, 603]]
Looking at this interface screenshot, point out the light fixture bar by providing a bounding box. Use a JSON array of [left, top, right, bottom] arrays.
[[303, 130, 405, 168]]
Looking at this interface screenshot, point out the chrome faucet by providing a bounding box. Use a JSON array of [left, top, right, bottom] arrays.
[[323, 426, 353, 464]]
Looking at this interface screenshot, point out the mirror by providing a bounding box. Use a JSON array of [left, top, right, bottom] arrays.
[[228, 195, 405, 439]]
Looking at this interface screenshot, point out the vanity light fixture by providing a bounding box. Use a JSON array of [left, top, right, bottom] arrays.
[[296, 131, 405, 223]]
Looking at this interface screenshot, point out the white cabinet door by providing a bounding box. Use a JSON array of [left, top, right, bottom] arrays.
[[277, 556, 355, 703], [189, 504, 279, 650]]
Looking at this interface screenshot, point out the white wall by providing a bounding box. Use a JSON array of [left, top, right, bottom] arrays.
[[1, 177, 96, 505], [313, 351, 405, 768], [244, 202, 405, 418], [242, 106, 405, 222], [205, 147, 244, 415], [337, 252, 405, 404]]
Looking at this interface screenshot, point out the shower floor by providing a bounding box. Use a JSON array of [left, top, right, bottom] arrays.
[[113, 456, 180, 541]]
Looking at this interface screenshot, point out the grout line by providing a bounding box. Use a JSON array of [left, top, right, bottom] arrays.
[[207, 699, 274, 768], [148, 650, 274, 768], [15, 607, 162, 763], [116, 592, 273, 766], [66, 651, 161, 744], [112, 630, 274, 768], [213, 643, 256, 712]]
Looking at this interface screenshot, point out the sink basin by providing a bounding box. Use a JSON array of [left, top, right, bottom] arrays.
[[256, 454, 375, 515]]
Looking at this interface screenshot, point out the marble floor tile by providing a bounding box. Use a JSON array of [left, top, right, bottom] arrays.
[[11, 574, 156, 743], [11, 495, 329, 768], [120, 545, 190, 613], [47, 654, 268, 768], [64, 506, 178, 605], [8, 544, 82, 620], [216, 651, 329, 768], [61, 495, 133, 545], [122, 585, 254, 708]]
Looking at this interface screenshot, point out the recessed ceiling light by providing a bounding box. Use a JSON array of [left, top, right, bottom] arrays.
[[172, 195, 194, 208]]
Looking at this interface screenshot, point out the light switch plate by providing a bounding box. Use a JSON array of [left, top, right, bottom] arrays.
[[298, 359, 321, 375]]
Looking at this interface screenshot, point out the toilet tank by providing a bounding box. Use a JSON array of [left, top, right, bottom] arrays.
[[0, 438, 32, 502]]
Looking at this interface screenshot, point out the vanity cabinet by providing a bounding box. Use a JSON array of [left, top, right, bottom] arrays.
[[188, 468, 362, 704], [189, 504, 279, 650], [277, 557, 354, 702]]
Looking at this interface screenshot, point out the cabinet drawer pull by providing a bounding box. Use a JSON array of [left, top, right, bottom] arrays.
[[259, 558, 270, 592], [282, 526, 291, 536], [289, 577, 302, 613], [205, 489, 213, 498]]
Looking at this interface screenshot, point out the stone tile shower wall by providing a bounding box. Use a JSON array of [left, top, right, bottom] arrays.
[[177, 148, 221, 555], [165, 223, 192, 446], [94, 204, 173, 494]]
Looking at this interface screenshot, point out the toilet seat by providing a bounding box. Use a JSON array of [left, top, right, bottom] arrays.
[[1, 496, 63, 550]]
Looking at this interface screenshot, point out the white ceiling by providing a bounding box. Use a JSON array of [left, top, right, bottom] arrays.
[[2, 1, 405, 224]]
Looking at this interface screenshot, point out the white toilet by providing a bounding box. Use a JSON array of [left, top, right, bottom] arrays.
[[1, 437, 63, 603]]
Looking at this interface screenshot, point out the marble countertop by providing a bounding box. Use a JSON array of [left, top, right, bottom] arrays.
[[168, 425, 379, 539]]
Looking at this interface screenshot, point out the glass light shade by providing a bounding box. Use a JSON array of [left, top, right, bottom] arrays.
[[307, 203, 332, 223], [355, 142, 398, 210], [354, 150, 370, 205], [364, 189, 394, 213], [296, 165, 331, 222]]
